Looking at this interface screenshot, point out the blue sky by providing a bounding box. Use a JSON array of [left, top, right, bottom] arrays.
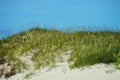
[[0, 0, 120, 38]]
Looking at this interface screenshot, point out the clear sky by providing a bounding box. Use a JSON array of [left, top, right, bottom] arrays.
[[0, 0, 120, 38]]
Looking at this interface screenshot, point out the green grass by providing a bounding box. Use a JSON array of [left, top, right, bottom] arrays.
[[68, 32, 120, 68], [0, 27, 120, 73], [24, 72, 34, 79]]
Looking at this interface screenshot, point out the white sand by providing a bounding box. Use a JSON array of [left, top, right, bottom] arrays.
[[7, 62, 120, 80]]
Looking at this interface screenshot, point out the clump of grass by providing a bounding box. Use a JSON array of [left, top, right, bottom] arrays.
[[68, 32, 120, 68], [24, 72, 34, 79]]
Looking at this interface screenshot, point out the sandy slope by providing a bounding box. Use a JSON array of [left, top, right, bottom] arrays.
[[5, 51, 120, 80], [7, 62, 120, 80]]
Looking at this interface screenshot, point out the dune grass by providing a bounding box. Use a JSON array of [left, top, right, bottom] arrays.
[[0, 27, 120, 73], [68, 32, 120, 68]]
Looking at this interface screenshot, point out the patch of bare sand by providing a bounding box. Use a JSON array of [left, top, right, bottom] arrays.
[[7, 62, 120, 80]]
